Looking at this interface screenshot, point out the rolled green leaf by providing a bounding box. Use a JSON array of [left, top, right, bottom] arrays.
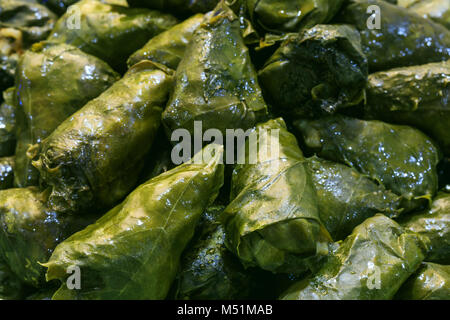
[[294, 115, 441, 212], [0, 187, 96, 287], [176, 205, 250, 300], [0, 0, 57, 47], [339, 0, 450, 72], [47, 0, 178, 71], [306, 156, 402, 241], [31, 61, 173, 214], [14, 41, 119, 188], [43, 144, 225, 300], [365, 60, 450, 156], [400, 191, 450, 264], [245, 0, 344, 33], [127, 13, 205, 70], [0, 156, 14, 190], [280, 214, 426, 300], [395, 262, 450, 300], [162, 2, 268, 136], [222, 118, 332, 274], [258, 24, 368, 117], [0, 88, 16, 157]]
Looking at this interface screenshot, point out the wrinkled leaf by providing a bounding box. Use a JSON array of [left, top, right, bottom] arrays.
[[14, 41, 119, 187], [44, 144, 224, 300], [31, 61, 173, 214], [222, 118, 331, 274], [162, 2, 268, 136], [280, 214, 426, 300], [258, 24, 368, 117], [338, 0, 450, 72], [294, 115, 441, 212], [364, 60, 450, 156], [306, 156, 402, 241]]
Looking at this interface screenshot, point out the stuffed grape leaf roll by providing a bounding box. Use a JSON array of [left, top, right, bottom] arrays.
[[176, 205, 250, 300], [364, 60, 450, 156], [258, 24, 368, 117], [222, 118, 331, 274], [0, 88, 16, 157], [47, 0, 178, 72], [162, 2, 268, 136], [280, 214, 426, 300], [395, 262, 450, 300], [14, 41, 119, 188], [338, 0, 450, 72], [399, 191, 450, 264], [294, 115, 441, 212], [31, 61, 173, 214], [0, 187, 96, 287], [43, 144, 224, 300], [306, 156, 402, 241], [127, 13, 205, 70]]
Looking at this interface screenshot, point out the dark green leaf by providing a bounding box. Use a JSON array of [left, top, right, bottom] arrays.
[[280, 214, 426, 300], [338, 0, 450, 72], [306, 156, 402, 241], [258, 24, 368, 117], [43, 144, 224, 300], [176, 205, 251, 300], [31, 61, 173, 214], [294, 115, 441, 211], [364, 60, 450, 156]]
